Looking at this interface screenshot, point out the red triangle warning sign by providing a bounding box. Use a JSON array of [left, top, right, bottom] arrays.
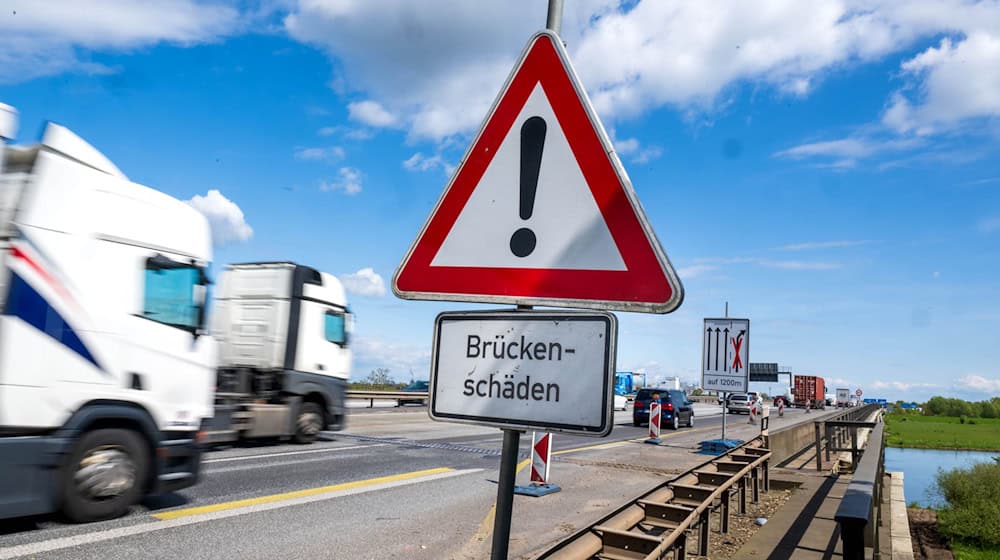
[[393, 31, 683, 313]]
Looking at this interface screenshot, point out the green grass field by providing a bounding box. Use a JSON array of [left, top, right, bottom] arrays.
[[950, 541, 1000, 560], [885, 414, 1000, 451]]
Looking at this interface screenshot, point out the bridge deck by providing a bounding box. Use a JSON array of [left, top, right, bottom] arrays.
[[733, 468, 892, 559]]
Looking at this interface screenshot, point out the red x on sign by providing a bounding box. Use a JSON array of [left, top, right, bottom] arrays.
[[731, 336, 744, 371]]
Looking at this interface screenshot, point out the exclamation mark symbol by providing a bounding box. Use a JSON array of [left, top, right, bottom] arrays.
[[510, 116, 546, 258]]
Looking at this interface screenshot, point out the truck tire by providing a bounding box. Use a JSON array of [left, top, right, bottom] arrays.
[[61, 428, 149, 523], [294, 402, 324, 444]]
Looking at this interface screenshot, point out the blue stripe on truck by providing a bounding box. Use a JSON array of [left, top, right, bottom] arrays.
[[3, 273, 103, 371]]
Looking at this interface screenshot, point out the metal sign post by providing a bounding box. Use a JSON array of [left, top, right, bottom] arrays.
[[492, 428, 521, 560], [495, 9, 562, 558], [722, 390, 728, 441]]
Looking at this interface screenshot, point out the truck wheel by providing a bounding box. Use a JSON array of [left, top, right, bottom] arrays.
[[61, 429, 148, 523], [294, 402, 324, 444]]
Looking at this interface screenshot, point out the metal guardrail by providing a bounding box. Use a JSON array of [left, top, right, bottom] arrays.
[[834, 420, 886, 560], [538, 437, 772, 560], [813, 404, 881, 471], [345, 390, 429, 408]]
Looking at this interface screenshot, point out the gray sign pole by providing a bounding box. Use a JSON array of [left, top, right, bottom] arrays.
[[721, 304, 728, 441], [491, 4, 565, 552], [546, 0, 564, 34], [491, 428, 520, 560], [493, 3, 568, 558]]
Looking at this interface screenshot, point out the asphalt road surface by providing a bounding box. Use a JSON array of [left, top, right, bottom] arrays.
[[0, 404, 815, 560]]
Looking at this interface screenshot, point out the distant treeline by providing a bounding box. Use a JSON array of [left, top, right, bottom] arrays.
[[348, 381, 408, 391], [921, 396, 1000, 418]]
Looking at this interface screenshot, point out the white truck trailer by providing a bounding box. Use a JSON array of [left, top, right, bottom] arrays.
[[836, 387, 851, 408], [0, 107, 215, 522], [206, 262, 351, 444]]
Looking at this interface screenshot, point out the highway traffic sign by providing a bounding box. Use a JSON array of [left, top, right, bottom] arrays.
[[856, 388, 863, 397], [702, 318, 750, 393], [749, 362, 778, 382], [429, 310, 617, 436], [393, 30, 683, 313]]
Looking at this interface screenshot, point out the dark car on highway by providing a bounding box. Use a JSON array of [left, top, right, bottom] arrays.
[[397, 380, 429, 406], [631, 388, 694, 430]]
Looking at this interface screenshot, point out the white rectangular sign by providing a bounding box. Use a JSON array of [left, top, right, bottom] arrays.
[[430, 310, 617, 436], [702, 318, 750, 393]]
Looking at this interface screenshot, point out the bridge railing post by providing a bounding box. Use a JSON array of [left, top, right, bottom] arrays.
[[814, 421, 823, 471]]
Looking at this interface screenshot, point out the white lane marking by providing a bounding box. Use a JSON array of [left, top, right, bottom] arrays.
[[203, 443, 388, 464], [0, 468, 483, 559]]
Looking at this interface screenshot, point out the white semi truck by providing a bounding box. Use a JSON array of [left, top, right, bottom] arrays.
[[0, 107, 351, 522], [836, 387, 851, 408], [207, 262, 351, 445], [0, 106, 215, 522]]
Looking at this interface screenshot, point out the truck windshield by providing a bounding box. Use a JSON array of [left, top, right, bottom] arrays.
[[142, 255, 208, 332]]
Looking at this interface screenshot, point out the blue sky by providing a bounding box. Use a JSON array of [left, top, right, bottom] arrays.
[[2, 1, 999, 401]]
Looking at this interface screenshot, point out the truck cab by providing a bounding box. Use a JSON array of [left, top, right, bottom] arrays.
[[0, 107, 216, 521]]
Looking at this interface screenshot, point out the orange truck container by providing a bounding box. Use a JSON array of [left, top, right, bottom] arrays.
[[793, 375, 826, 409]]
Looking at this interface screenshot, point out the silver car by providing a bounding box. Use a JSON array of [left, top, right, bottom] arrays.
[[726, 392, 758, 414]]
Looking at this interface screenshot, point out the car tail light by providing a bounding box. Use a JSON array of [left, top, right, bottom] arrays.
[[635, 401, 647, 410], [665, 402, 674, 411]]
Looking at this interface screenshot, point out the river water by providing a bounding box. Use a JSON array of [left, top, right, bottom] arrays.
[[884, 447, 998, 508]]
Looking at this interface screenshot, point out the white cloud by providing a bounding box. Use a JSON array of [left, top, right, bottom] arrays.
[[775, 135, 925, 167], [775, 139, 873, 162], [979, 216, 1000, 233], [778, 240, 872, 251], [872, 380, 940, 391], [957, 375, 1000, 394], [339, 267, 386, 297], [614, 138, 663, 164], [676, 264, 718, 279], [402, 152, 455, 175], [351, 336, 432, 381], [758, 260, 842, 271], [185, 189, 253, 247], [294, 146, 345, 162], [284, 1, 549, 141], [884, 33, 1000, 135], [283, 1, 1000, 146], [696, 256, 842, 271], [320, 167, 362, 195], [347, 100, 397, 128], [318, 125, 374, 140], [827, 378, 856, 387], [0, 0, 240, 83]]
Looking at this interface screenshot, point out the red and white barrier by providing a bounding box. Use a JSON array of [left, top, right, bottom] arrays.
[[778, 399, 785, 417], [646, 401, 662, 443], [749, 400, 758, 424], [514, 431, 561, 496], [530, 432, 552, 484]]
